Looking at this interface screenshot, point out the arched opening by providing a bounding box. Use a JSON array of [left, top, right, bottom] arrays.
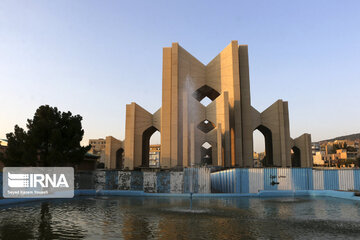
[[149, 130, 161, 168], [142, 126, 160, 168], [253, 125, 273, 167], [201, 142, 212, 165], [116, 148, 124, 169], [291, 146, 301, 167], [253, 130, 265, 167]]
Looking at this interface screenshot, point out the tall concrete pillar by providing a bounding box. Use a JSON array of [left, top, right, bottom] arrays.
[[170, 43, 179, 168], [182, 89, 189, 167], [160, 47, 172, 168], [239, 45, 253, 167], [217, 123, 223, 166]]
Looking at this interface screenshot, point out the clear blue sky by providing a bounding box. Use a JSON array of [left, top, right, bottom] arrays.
[[0, 0, 359, 152]]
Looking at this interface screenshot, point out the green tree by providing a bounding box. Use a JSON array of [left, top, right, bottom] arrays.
[[2, 125, 37, 166], [1, 105, 90, 167]]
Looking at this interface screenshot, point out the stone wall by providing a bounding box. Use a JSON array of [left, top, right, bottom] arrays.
[[75, 167, 211, 193], [0, 168, 210, 196]]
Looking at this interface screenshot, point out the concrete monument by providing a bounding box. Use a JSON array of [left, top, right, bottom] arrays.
[[120, 41, 311, 170]]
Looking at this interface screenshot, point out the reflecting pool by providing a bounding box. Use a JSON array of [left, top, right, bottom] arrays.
[[1, 196, 360, 239]]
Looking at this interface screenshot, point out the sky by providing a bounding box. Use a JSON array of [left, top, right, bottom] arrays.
[[0, 0, 359, 152]]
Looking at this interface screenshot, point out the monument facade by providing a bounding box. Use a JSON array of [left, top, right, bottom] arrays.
[[121, 41, 312, 170]]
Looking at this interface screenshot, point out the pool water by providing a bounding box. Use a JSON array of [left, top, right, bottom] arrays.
[[1, 196, 360, 239]]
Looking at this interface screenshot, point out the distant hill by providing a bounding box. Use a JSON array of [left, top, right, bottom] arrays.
[[316, 133, 360, 143]]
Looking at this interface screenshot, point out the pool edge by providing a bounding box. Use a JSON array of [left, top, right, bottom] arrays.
[[1, 189, 360, 206]]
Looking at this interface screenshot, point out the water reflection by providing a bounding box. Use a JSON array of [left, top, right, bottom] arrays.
[[1, 196, 360, 239], [0, 222, 34, 240], [38, 203, 53, 239], [0, 201, 85, 239]]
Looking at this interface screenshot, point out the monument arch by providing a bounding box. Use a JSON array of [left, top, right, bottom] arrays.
[[291, 146, 301, 167], [141, 126, 159, 167], [254, 125, 274, 167]]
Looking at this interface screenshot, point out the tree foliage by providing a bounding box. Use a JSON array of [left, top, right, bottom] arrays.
[[1, 105, 90, 167]]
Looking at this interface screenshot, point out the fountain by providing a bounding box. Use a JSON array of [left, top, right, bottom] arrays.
[[189, 192, 193, 210], [189, 167, 194, 210]]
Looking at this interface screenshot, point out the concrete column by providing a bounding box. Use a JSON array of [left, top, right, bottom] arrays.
[[283, 102, 292, 167], [278, 101, 287, 167], [217, 123, 223, 166], [160, 47, 172, 168], [239, 45, 253, 167], [182, 89, 189, 167], [124, 103, 136, 170], [171, 43, 179, 168], [223, 92, 231, 167], [230, 41, 243, 167]]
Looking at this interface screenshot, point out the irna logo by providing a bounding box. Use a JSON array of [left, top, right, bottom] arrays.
[[8, 172, 69, 188], [3, 167, 74, 198]]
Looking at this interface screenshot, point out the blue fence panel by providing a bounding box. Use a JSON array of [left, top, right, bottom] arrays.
[[226, 169, 236, 193], [217, 172, 221, 192], [235, 169, 241, 193], [225, 170, 230, 193], [216, 172, 221, 192], [239, 169, 249, 193], [224, 170, 228, 192], [307, 168, 314, 190], [211, 168, 359, 194], [211, 173, 215, 191], [214, 172, 219, 192], [229, 169, 235, 193], [231, 170, 235, 193], [209, 169, 237, 193], [220, 171, 224, 192], [194, 168, 199, 192], [226, 170, 230, 193], [323, 170, 339, 190], [213, 173, 218, 191], [354, 170, 360, 191], [291, 168, 308, 190]]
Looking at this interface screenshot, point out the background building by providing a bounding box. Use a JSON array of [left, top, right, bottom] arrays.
[[149, 144, 160, 168], [253, 151, 265, 168], [89, 138, 106, 152], [312, 138, 360, 168], [88, 136, 124, 169], [88, 138, 107, 165]]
